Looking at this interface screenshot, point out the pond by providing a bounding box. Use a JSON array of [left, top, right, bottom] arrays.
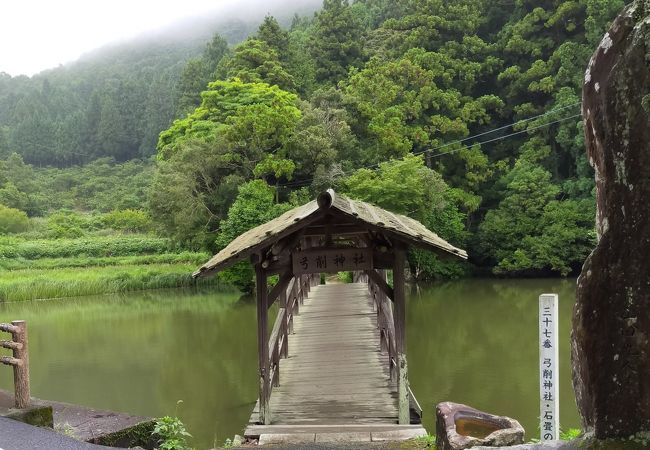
[[0, 278, 579, 448]]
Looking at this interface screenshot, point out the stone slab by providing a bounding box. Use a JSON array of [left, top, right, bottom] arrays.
[[470, 443, 579, 450], [371, 428, 427, 441], [0, 388, 153, 448], [259, 433, 317, 445], [0, 417, 117, 450], [315, 432, 371, 442]]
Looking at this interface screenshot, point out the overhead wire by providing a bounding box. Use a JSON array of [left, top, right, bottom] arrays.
[[278, 103, 583, 188]]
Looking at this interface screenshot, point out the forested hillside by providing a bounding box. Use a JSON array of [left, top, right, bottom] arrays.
[[0, 1, 321, 165], [1, 0, 628, 284]]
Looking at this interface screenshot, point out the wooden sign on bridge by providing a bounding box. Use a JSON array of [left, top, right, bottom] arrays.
[[292, 248, 372, 275]]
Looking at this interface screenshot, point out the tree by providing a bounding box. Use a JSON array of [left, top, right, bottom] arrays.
[[215, 180, 292, 292], [176, 34, 230, 116], [256, 16, 290, 60], [152, 80, 301, 246], [343, 50, 502, 163], [176, 59, 209, 116], [158, 79, 301, 159], [284, 97, 359, 186], [476, 158, 595, 275], [343, 154, 467, 279], [310, 0, 364, 84], [223, 39, 296, 91], [0, 126, 10, 158], [0, 204, 29, 234], [254, 154, 296, 202]]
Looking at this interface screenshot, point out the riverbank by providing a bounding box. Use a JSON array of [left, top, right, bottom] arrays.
[[0, 234, 217, 302]]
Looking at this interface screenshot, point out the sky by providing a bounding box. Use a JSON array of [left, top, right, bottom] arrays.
[[0, 0, 229, 77]]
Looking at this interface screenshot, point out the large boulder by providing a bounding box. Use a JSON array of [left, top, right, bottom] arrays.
[[574, 0, 650, 438]]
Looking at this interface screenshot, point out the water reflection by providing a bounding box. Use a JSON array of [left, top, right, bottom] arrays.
[[0, 279, 580, 448], [407, 278, 580, 439]]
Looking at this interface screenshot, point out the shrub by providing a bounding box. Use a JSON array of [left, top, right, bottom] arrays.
[[0, 235, 171, 259], [46, 210, 89, 238], [152, 416, 192, 450], [103, 209, 152, 233], [0, 204, 29, 234]]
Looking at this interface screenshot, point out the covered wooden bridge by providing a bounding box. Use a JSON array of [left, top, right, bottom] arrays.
[[193, 189, 467, 442]]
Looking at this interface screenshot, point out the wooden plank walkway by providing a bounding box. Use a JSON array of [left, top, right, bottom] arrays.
[[246, 283, 426, 441]]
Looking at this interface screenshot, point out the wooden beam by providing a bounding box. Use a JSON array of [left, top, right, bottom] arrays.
[[268, 270, 294, 309], [264, 260, 291, 275], [270, 229, 305, 257], [373, 251, 395, 270], [324, 216, 333, 247], [393, 243, 409, 425], [303, 224, 368, 236], [255, 262, 271, 425], [327, 208, 462, 260], [365, 269, 394, 301]]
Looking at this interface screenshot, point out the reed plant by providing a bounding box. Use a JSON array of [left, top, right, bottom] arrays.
[[0, 252, 209, 271], [0, 263, 219, 302]]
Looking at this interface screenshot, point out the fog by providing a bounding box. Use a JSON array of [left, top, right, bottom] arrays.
[[0, 0, 322, 77]]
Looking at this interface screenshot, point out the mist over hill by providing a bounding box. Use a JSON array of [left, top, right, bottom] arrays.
[[0, 0, 321, 166]]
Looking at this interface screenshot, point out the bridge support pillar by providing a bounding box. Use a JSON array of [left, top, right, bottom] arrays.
[[394, 244, 410, 425], [255, 262, 271, 425]]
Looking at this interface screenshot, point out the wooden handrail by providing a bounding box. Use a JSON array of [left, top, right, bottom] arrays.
[[263, 273, 317, 413], [362, 270, 421, 423], [0, 320, 30, 408], [366, 271, 398, 382]]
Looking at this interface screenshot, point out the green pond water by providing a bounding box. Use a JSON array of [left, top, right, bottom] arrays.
[[0, 278, 579, 448]]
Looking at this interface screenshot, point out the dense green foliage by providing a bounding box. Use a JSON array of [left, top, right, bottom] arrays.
[[214, 180, 293, 291], [0, 154, 153, 216], [148, 0, 622, 280], [2, 0, 630, 288]]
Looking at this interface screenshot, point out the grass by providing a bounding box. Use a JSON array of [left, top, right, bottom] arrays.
[[0, 233, 225, 302], [397, 434, 436, 449], [0, 252, 210, 271], [560, 428, 582, 440], [0, 263, 219, 302]]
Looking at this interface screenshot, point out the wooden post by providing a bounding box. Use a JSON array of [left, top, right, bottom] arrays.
[[13, 321, 29, 409], [255, 263, 271, 425], [281, 289, 289, 358], [0, 321, 30, 409], [393, 245, 409, 425]]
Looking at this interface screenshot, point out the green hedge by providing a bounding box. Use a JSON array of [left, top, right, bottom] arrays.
[[0, 235, 172, 259]]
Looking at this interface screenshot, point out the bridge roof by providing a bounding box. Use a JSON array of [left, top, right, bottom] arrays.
[[193, 189, 467, 278]]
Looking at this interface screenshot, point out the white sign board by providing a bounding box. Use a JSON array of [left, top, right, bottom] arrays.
[[539, 293, 559, 441]]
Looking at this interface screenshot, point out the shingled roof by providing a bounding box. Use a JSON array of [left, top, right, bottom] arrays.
[[193, 189, 467, 278]]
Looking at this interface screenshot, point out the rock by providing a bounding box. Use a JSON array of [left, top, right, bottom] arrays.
[[232, 434, 244, 446], [575, 0, 650, 439], [3, 405, 54, 429], [470, 443, 578, 450], [436, 402, 524, 450]]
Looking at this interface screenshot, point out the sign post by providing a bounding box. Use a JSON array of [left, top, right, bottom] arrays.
[[539, 293, 559, 441]]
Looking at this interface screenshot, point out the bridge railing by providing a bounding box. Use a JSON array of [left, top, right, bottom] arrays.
[[0, 320, 30, 408], [264, 273, 318, 417], [357, 270, 423, 423], [364, 271, 398, 382]]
